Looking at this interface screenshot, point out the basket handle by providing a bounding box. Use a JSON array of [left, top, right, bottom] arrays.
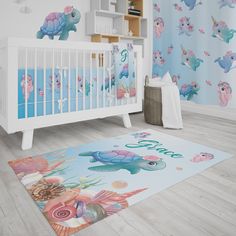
[[145, 75, 149, 87]]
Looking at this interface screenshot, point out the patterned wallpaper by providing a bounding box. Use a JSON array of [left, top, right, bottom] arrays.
[[153, 0, 236, 108]]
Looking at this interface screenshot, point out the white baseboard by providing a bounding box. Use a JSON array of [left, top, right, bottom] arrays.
[[181, 101, 236, 121]]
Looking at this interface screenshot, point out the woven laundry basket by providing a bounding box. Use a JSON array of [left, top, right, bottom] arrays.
[[144, 77, 163, 126]]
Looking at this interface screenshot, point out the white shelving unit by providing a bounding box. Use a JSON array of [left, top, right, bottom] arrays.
[[86, 10, 124, 36], [86, 0, 147, 48], [91, 0, 128, 13]]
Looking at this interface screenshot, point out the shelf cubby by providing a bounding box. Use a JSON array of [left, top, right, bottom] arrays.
[[124, 15, 140, 37], [128, 0, 143, 16], [86, 0, 147, 54]]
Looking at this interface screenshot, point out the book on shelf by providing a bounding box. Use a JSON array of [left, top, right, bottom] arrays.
[[128, 9, 141, 16]]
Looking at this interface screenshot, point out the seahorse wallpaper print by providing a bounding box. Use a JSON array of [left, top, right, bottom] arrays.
[[153, 0, 236, 108]]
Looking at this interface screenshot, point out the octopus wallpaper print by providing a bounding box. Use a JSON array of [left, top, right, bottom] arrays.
[[153, 0, 236, 108]]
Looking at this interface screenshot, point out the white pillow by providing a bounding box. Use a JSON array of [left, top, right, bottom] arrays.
[[162, 72, 173, 84], [148, 79, 166, 87], [152, 76, 162, 81]]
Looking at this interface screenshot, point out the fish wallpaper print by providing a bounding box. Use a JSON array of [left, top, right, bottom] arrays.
[[153, 0, 236, 108], [9, 129, 232, 236]]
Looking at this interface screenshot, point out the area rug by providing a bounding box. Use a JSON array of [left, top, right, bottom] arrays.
[[9, 129, 232, 236]]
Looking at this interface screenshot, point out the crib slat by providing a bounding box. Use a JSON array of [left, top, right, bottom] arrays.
[[115, 79, 118, 106], [75, 50, 79, 111], [96, 53, 99, 108], [103, 52, 106, 108], [52, 48, 55, 115], [83, 51, 85, 110], [43, 49, 46, 116], [108, 50, 112, 107], [58, 49, 62, 114], [34, 48, 37, 117], [113, 50, 117, 107], [134, 52, 137, 104], [90, 52, 92, 110], [68, 49, 71, 113], [24, 48, 28, 119]]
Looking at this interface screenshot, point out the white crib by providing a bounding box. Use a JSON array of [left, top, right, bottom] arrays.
[[0, 38, 143, 150]]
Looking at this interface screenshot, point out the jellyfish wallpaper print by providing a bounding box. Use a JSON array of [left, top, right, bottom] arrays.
[[153, 0, 236, 108]]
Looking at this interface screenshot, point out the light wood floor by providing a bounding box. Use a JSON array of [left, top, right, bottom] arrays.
[[0, 112, 236, 236]]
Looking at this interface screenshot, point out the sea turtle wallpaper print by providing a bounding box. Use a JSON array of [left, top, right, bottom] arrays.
[[153, 0, 236, 108]]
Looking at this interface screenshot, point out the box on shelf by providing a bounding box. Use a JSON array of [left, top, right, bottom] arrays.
[[110, 4, 116, 12], [113, 16, 124, 35], [122, 20, 129, 35]]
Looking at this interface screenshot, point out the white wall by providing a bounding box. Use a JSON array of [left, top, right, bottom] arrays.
[[0, 0, 90, 41], [0, 0, 153, 78]]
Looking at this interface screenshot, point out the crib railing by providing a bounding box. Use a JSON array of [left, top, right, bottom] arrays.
[[18, 47, 117, 118], [0, 38, 143, 134]]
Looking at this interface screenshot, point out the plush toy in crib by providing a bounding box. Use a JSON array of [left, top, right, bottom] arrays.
[[36, 6, 81, 40]]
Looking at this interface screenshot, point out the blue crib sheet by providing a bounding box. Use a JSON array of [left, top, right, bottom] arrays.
[[18, 68, 113, 119]]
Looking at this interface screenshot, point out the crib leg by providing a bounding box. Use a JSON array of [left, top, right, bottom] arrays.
[[122, 114, 132, 128], [22, 130, 34, 150]]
